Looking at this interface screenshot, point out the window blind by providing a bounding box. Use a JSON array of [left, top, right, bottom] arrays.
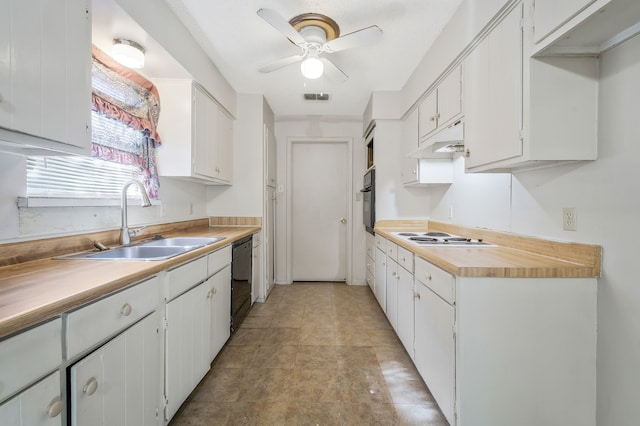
[[26, 156, 140, 198]]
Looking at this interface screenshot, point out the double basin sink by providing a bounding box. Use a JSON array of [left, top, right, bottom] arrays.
[[59, 237, 225, 261]]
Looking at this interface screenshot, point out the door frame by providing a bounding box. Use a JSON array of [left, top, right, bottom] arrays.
[[285, 137, 354, 284]]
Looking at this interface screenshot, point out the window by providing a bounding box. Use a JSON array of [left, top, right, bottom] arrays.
[[26, 45, 161, 201]]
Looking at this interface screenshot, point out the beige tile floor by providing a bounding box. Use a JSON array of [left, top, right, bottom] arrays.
[[169, 282, 448, 426]]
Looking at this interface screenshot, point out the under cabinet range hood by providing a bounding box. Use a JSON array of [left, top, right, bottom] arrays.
[[409, 120, 464, 158]]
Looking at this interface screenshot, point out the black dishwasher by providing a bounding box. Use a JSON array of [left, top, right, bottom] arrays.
[[231, 235, 252, 332]]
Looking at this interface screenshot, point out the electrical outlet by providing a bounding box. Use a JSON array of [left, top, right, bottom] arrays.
[[563, 207, 577, 231]]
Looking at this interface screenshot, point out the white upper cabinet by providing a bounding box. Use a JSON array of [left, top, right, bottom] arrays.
[[532, 0, 640, 56], [463, 4, 523, 170], [265, 124, 276, 188], [0, 0, 91, 154], [153, 79, 234, 185], [418, 66, 462, 143], [463, 1, 599, 172], [534, 0, 597, 43]]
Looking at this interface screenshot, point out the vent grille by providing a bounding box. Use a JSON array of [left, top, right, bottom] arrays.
[[304, 93, 330, 101]]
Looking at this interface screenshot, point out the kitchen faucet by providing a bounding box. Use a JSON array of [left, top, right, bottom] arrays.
[[120, 180, 152, 245]]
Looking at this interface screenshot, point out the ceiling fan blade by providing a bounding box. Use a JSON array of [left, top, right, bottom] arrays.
[[257, 8, 306, 46], [321, 58, 348, 83], [324, 25, 383, 53], [258, 55, 305, 73]]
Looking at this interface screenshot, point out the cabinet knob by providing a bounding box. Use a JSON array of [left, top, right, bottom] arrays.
[[120, 303, 132, 316], [83, 377, 98, 396], [340, 218, 347, 224], [207, 290, 214, 299], [47, 396, 64, 418], [392, 272, 396, 276], [430, 116, 436, 122], [415, 292, 421, 300], [426, 273, 432, 281]]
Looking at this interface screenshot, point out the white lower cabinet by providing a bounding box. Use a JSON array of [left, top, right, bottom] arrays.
[[70, 311, 161, 426], [208, 264, 231, 361], [165, 282, 210, 421], [165, 249, 232, 422], [0, 371, 63, 426], [374, 247, 387, 311], [396, 257, 415, 357], [385, 258, 399, 329], [414, 265, 455, 425]]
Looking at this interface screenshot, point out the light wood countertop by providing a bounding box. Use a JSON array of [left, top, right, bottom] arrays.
[[375, 221, 601, 279], [0, 225, 259, 339]]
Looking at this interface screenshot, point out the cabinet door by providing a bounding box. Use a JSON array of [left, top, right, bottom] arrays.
[[401, 109, 420, 185], [534, 0, 597, 43], [385, 259, 399, 331], [437, 65, 462, 127], [165, 283, 210, 421], [418, 90, 438, 140], [464, 3, 523, 169], [192, 86, 215, 179], [0, 372, 62, 426], [0, 0, 91, 151], [70, 312, 160, 426], [209, 265, 231, 361], [374, 247, 387, 311], [265, 124, 277, 187], [215, 106, 233, 183], [396, 266, 415, 358], [414, 282, 455, 425]]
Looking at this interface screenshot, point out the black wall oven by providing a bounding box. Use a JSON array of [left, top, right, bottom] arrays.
[[361, 168, 375, 235]]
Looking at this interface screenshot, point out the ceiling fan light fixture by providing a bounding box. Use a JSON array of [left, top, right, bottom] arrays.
[[112, 38, 145, 69], [300, 53, 324, 79]]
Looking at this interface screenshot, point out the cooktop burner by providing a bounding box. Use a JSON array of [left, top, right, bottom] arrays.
[[390, 231, 495, 247], [424, 232, 451, 237]]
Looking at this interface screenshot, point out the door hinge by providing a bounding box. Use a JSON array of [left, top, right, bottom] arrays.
[[163, 318, 169, 330], [452, 321, 457, 338]]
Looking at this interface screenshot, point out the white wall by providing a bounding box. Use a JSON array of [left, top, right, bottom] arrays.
[[274, 117, 365, 285], [426, 33, 640, 426]]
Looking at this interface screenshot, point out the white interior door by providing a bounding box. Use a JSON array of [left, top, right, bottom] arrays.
[[291, 141, 348, 281]]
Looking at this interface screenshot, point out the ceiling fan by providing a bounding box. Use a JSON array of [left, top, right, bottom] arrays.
[[256, 8, 383, 83]]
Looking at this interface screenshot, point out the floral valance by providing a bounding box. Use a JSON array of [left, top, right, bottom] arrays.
[[91, 45, 162, 199]]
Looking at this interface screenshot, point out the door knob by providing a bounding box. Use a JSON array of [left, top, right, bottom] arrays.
[[340, 218, 347, 223]]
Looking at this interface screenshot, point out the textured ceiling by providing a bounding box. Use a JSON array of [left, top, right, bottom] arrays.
[[164, 0, 463, 117]]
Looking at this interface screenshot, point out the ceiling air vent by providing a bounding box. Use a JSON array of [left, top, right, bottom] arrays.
[[304, 93, 330, 101]]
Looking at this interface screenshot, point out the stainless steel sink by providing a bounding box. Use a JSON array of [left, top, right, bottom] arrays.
[[141, 237, 225, 247], [60, 245, 194, 261], [56, 236, 226, 261]]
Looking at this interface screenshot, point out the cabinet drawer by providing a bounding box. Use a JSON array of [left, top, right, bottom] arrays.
[[66, 277, 160, 359], [366, 255, 375, 276], [386, 241, 398, 261], [415, 258, 455, 304], [375, 234, 386, 251], [167, 256, 208, 300], [366, 233, 376, 261], [208, 246, 231, 277], [0, 319, 61, 403], [0, 371, 63, 426], [397, 246, 414, 273], [366, 269, 375, 291]]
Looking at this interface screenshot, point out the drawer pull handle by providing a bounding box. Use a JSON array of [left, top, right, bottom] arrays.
[[83, 377, 98, 396], [426, 273, 432, 281], [120, 303, 132, 316], [47, 396, 64, 418]]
